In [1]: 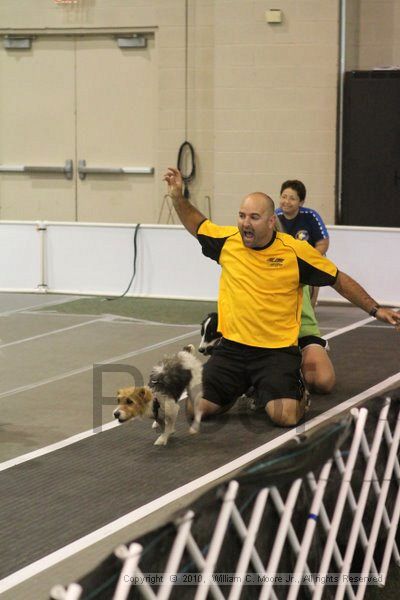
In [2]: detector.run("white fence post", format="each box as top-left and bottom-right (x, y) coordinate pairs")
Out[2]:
(312, 408), (368, 600)
(113, 542), (144, 600)
(195, 480), (239, 600)
(356, 409), (400, 598)
(259, 479), (303, 600)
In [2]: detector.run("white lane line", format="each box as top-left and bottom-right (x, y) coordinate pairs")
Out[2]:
(0, 329), (198, 403)
(1, 370), (399, 594)
(21, 310), (106, 319)
(323, 315), (374, 339)
(20, 310), (200, 328)
(99, 314), (199, 328)
(321, 324), (390, 331)
(0, 313), (198, 351)
(303, 372), (400, 427)
(0, 318), (105, 350)
(0, 297), (78, 317)
(0, 421), (119, 473)
(357, 324), (395, 329)
(103, 315), (202, 328)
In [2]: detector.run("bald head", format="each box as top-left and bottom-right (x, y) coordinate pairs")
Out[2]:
(237, 192), (277, 248)
(240, 192), (275, 217)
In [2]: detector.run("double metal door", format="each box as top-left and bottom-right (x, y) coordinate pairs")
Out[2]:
(0, 34), (157, 222)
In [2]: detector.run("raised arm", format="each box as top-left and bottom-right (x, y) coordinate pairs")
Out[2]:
(333, 271), (400, 328)
(163, 167), (206, 236)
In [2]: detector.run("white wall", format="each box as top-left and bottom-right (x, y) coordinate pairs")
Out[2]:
(0, 0), (341, 226)
(0, 221), (399, 308)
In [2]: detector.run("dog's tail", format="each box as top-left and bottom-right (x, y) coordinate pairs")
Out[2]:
(182, 344), (196, 355)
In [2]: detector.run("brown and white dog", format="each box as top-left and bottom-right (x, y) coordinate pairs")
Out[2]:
(113, 345), (203, 445)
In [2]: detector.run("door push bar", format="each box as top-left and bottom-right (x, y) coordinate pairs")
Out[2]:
(0, 159), (73, 180)
(78, 159), (154, 180)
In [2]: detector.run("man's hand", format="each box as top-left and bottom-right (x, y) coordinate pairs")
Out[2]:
(163, 167), (184, 201)
(375, 308), (400, 330)
(162, 166), (206, 236)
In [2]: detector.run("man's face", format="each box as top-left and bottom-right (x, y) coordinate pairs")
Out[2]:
(237, 194), (276, 248)
(280, 187), (303, 219)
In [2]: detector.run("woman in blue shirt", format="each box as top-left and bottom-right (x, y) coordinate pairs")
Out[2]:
(276, 179), (329, 255)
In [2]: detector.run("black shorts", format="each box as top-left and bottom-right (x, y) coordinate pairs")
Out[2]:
(202, 338), (303, 407)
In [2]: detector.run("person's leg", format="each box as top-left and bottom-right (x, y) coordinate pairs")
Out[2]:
(301, 342), (335, 393)
(249, 347), (306, 427)
(265, 392), (308, 426)
(299, 286), (335, 393)
(185, 395), (234, 417)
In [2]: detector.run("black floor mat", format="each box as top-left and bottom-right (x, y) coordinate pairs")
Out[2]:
(1, 323), (399, 579)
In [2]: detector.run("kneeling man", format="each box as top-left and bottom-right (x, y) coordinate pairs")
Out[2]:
(164, 168), (400, 427)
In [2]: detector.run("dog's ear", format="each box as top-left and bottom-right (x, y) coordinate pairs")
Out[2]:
(136, 386), (153, 404)
(182, 344), (195, 355)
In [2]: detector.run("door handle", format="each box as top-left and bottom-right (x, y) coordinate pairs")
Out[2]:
(0, 159), (73, 180)
(395, 170), (400, 186)
(78, 159), (154, 180)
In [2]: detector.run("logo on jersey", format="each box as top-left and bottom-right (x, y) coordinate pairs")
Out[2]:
(266, 257), (284, 267)
(296, 230), (309, 241)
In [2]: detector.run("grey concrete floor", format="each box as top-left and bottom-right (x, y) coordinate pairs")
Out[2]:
(0, 293), (397, 600)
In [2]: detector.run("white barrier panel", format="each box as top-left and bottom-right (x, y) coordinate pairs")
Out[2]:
(45, 223), (221, 300)
(0, 221), (399, 306)
(318, 226), (400, 307)
(0, 221), (41, 291)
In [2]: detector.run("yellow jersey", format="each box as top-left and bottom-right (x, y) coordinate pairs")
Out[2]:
(197, 219), (338, 348)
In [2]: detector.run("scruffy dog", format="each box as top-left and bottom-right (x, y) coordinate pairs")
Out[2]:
(113, 345), (203, 445)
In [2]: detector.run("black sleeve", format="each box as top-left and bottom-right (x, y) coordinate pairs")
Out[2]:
(297, 257), (338, 287)
(197, 234), (228, 263)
